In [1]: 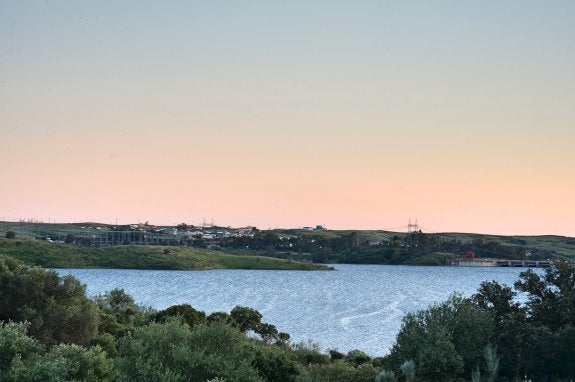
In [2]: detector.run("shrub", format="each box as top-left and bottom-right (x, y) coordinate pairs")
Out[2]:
(0, 321), (113, 382)
(117, 319), (266, 382)
(0, 255), (98, 346)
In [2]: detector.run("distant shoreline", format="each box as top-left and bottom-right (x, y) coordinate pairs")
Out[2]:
(0, 238), (332, 271)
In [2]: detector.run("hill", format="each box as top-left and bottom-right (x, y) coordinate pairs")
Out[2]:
(1, 221), (573, 266)
(0, 238), (331, 271)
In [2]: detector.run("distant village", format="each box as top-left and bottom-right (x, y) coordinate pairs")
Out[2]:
(0, 219), (328, 248)
(1, 219), (566, 267)
(60, 223), (259, 247)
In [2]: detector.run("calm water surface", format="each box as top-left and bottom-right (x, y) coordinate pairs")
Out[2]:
(56, 264), (533, 356)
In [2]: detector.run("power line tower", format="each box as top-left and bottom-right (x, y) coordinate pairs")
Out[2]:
(408, 218), (419, 247)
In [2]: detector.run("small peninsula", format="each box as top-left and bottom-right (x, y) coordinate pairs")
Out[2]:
(0, 238), (331, 271)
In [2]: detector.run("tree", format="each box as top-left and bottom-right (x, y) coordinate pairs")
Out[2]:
(472, 281), (523, 324)
(152, 304), (206, 328)
(176, 223), (188, 232)
(229, 305), (280, 342)
(5, 231), (16, 239)
(515, 258), (575, 329)
(504, 259), (575, 380)
(344, 350), (371, 367)
(388, 294), (493, 381)
(230, 306), (263, 333)
(93, 288), (151, 336)
(0, 255), (98, 346)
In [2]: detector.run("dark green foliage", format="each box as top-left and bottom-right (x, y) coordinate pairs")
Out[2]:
(388, 294), (493, 381)
(329, 349), (344, 362)
(207, 311), (233, 323)
(473, 281), (523, 323)
(344, 350), (371, 367)
(371, 356), (386, 369)
(116, 319), (265, 382)
(152, 303), (206, 328)
(277, 331), (291, 346)
(89, 333), (118, 358)
(515, 257), (575, 329)
(0, 321), (113, 382)
(249, 343), (299, 382)
(551, 326), (575, 377)
(351, 363), (378, 382)
(291, 342), (330, 366)
(93, 288), (151, 336)
(470, 259), (575, 381)
(28, 343), (114, 382)
(384, 259), (575, 381)
(399, 360), (415, 382)
(231, 305), (264, 333)
(222, 228), (568, 265)
(0, 322), (40, 373)
(299, 360), (377, 382)
(230, 305), (281, 343)
(5, 231), (16, 239)
(0, 255), (98, 346)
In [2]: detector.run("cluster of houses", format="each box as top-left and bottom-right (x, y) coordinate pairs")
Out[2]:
(66, 224), (257, 247)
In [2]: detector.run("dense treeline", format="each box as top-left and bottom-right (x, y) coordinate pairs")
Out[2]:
(220, 230), (546, 265)
(382, 258), (575, 381)
(1, 254), (573, 381)
(4, 224), (562, 266)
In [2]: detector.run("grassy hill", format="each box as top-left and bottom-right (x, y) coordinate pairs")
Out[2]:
(1, 221), (573, 267)
(0, 238), (331, 271)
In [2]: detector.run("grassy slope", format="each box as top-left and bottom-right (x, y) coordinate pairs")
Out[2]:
(278, 229), (575, 261)
(437, 232), (575, 259)
(0, 239), (331, 271)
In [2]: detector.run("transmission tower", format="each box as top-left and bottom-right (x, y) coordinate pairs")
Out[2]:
(408, 219), (419, 247)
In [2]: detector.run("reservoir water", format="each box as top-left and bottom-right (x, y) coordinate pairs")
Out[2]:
(56, 264), (534, 356)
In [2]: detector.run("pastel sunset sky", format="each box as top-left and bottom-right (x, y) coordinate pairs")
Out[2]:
(1, 1), (574, 236)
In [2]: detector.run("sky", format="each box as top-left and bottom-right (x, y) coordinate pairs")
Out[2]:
(1, 1), (574, 236)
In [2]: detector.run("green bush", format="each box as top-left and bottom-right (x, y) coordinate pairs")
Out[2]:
(298, 360), (376, 382)
(388, 294), (493, 380)
(117, 319), (266, 382)
(0, 255), (98, 346)
(0, 321), (113, 382)
(291, 341), (330, 366)
(93, 288), (152, 336)
(152, 304), (206, 328)
(344, 350), (371, 367)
